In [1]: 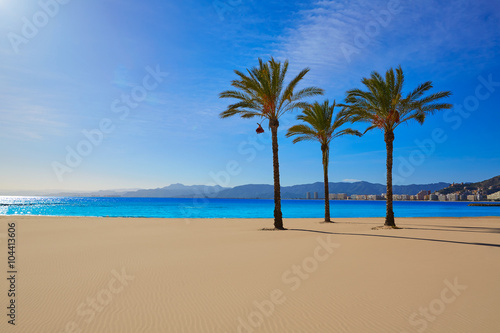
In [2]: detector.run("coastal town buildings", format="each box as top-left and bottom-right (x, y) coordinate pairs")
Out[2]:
(310, 186), (498, 202)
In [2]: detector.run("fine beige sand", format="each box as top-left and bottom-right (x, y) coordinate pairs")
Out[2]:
(1, 216), (499, 333)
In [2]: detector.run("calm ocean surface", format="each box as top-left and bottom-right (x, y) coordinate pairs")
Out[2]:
(1, 196), (499, 218)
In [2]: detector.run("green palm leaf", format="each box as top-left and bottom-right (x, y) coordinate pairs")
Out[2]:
(219, 58), (323, 229)
(342, 65), (452, 227)
(286, 100), (362, 222)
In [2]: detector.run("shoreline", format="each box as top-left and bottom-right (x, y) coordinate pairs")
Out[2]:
(2, 215), (500, 220)
(1, 194), (498, 203)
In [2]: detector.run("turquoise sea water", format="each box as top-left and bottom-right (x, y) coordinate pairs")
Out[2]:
(1, 196), (499, 218)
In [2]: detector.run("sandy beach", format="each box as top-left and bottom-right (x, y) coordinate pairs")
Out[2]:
(1, 216), (499, 333)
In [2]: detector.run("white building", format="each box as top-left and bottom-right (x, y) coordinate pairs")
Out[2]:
(487, 191), (500, 200)
(329, 193), (347, 200)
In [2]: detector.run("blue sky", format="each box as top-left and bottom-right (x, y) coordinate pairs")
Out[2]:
(1, 0), (499, 192)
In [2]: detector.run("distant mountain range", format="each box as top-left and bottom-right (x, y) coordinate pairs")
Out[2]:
(1, 181), (460, 199)
(121, 184), (226, 198)
(114, 181), (451, 199)
(7, 177), (500, 199)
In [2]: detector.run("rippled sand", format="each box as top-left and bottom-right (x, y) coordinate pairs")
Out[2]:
(1, 216), (499, 332)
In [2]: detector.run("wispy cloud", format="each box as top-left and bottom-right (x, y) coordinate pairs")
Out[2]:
(275, 0), (500, 83)
(343, 178), (361, 182)
(275, 0), (399, 80)
(0, 101), (68, 141)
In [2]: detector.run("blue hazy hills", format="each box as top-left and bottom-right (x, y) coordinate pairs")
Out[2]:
(118, 181), (451, 199)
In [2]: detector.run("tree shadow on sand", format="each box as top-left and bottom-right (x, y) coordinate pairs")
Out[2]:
(314, 220), (500, 235)
(403, 224), (500, 234)
(288, 228), (500, 249)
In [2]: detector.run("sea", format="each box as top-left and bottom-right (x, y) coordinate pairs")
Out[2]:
(1, 196), (499, 219)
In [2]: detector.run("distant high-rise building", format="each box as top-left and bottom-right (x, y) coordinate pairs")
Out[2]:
(313, 192), (318, 199)
(416, 190), (431, 200)
(306, 192), (311, 199)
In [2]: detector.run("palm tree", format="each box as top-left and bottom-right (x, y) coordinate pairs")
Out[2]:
(286, 100), (362, 222)
(219, 58), (323, 230)
(341, 65), (452, 227)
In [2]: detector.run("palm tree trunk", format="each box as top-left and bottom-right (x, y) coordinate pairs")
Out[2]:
(384, 131), (396, 227)
(322, 145), (331, 222)
(270, 120), (285, 230)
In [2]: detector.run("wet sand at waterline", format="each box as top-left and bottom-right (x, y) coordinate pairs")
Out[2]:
(1, 216), (499, 332)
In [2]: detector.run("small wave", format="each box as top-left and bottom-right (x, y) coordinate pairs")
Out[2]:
(0, 203), (66, 207)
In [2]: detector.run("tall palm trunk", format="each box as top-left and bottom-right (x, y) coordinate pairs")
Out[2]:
(270, 119), (284, 229)
(322, 144), (331, 222)
(384, 131), (395, 227)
